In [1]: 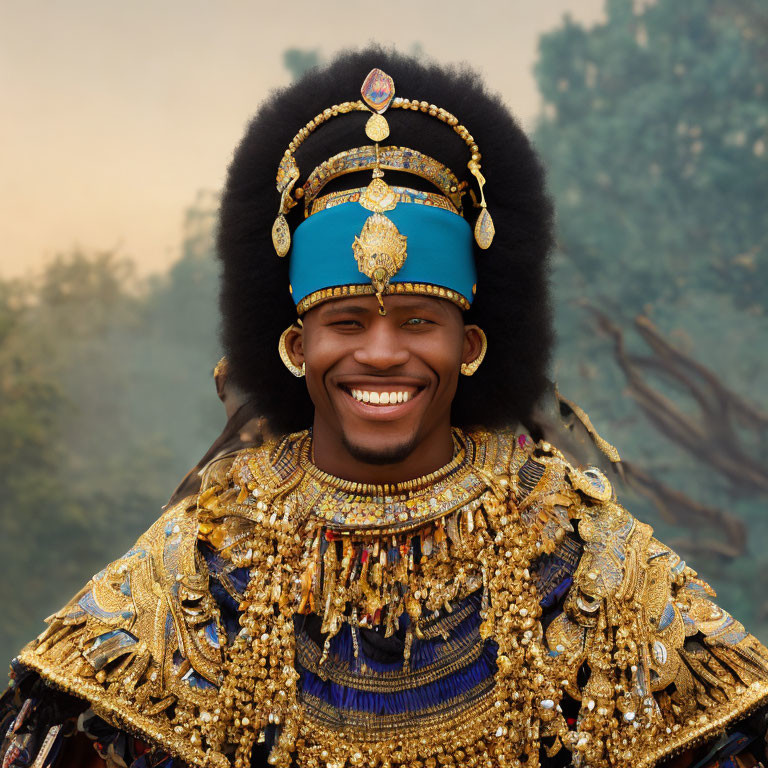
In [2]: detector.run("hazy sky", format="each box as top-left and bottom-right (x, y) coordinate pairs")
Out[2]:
(1, 0), (605, 277)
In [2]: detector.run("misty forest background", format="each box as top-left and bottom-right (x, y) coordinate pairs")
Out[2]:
(1, 0), (767, 663)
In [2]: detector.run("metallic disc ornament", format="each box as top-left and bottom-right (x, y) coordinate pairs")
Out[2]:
(467, 158), (495, 249)
(272, 214), (291, 257)
(361, 69), (396, 113)
(359, 178), (397, 213)
(272, 154), (301, 257)
(474, 207), (495, 250)
(365, 113), (390, 142)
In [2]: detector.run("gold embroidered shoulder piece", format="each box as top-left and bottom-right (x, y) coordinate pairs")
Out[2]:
(16, 488), (229, 767)
(15, 431), (768, 768)
(517, 440), (768, 767)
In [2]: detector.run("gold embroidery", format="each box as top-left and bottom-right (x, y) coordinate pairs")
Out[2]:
(352, 213), (408, 312)
(295, 280), (471, 315)
(310, 186), (457, 216)
(301, 146), (464, 213)
(14, 431), (768, 768)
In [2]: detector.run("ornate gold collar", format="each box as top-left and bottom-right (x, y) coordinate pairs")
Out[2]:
(236, 429), (515, 536)
(288, 428), (512, 534)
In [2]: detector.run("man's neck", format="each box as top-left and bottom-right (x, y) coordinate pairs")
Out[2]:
(309, 421), (456, 485)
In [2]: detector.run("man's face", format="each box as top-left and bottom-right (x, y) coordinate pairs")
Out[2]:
(287, 294), (480, 467)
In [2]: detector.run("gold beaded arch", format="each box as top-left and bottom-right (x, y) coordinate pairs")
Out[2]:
(271, 68), (495, 259)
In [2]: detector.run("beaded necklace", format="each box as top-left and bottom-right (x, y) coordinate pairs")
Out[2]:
(206, 429), (568, 768)
(299, 428), (466, 496)
(294, 429), (492, 534)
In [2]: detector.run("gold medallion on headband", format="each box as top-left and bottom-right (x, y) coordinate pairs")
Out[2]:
(352, 214), (408, 314)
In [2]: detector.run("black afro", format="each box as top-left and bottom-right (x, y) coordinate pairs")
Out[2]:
(218, 46), (554, 435)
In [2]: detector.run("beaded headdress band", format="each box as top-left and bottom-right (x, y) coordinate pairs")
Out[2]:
(273, 68), (495, 314)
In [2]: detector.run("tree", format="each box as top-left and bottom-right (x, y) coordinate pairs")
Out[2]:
(0, 192), (223, 663)
(535, 0), (768, 634)
(283, 48), (323, 82)
(535, 0), (768, 310)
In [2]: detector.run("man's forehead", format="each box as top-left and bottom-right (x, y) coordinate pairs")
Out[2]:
(310, 294), (458, 317)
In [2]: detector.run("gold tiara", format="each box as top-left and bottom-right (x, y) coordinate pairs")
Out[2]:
(302, 146), (465, 214)
(310, 186), (457, 217)
(271, 68), (495, 259)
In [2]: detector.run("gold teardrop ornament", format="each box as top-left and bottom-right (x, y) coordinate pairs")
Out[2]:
(359, 178), (397, 213)
(474, 207), (495, 250)
(365, 113), (390, 142)
(272, 214), (291, 257)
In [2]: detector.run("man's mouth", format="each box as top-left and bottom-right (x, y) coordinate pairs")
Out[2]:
(349, 388), (412, 404)
(339, 384), (422, 407)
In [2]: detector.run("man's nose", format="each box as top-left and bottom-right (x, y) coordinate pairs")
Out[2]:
(353, 324), (409, 369)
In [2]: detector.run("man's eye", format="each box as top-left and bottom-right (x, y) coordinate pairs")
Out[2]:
(404, 318), (430, 326)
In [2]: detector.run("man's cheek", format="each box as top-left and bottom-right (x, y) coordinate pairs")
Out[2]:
(303, 376), (326, 408)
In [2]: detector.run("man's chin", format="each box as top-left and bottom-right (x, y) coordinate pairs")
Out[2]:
(340, 433), (417, 466)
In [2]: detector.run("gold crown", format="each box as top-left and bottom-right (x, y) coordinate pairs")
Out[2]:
(271, 68), (495, 260)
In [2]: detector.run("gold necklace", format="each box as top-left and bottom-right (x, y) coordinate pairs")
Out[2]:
(299, 428), (466, 496)
(293, 429), (493, 534)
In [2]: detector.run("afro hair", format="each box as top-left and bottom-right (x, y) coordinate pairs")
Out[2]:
(217, 46), (554, 436)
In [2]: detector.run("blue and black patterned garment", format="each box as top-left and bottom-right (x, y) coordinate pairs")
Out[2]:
(2, 532), (766, 768)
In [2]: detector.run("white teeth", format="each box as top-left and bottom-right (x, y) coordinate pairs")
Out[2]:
(348, 389), (414, 404)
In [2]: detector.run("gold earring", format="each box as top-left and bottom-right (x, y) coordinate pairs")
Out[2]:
(460, 328), (487, 376)
(278, 324), (305, 378)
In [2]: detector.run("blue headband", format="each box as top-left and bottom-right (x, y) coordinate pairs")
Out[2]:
(289, 200), (476, 314)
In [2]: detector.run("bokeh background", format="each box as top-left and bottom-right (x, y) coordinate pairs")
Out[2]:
(1, 0), (766, 663)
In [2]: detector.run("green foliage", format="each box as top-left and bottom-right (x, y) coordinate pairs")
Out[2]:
(283, 48), (323, 82)
(536, 0), (768, 634)
(0, 197), (222, 663)
(535, 0), (768, 310)
(0, 16), (766, 665)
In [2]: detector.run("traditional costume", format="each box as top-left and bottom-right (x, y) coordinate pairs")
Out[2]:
(2, 51), (767, 768)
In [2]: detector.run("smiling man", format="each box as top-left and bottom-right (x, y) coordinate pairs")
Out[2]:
(286, 295), (485, 478)
(3, 50), (768, 768)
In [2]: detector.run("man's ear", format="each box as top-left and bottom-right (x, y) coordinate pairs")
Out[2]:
(283, 324), (305, 368)
(462, 324), (485, 367)
(214, 364), (228, 402)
